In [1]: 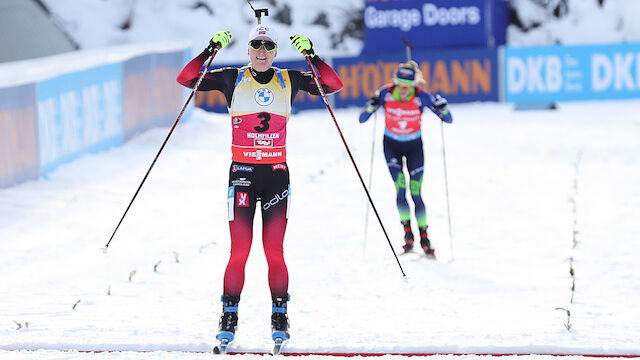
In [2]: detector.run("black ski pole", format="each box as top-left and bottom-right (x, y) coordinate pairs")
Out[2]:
(301, 51), (406, 278)
(104, 48), (220, 250)
(402, 37), (413, 62)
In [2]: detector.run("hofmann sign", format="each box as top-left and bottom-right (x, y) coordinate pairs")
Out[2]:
(334, 47), (499, 107)
(505, 43), (640, 102)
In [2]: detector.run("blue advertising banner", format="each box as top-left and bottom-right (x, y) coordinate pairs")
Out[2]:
(0, 84), (39, 188)
(194, 59), (327, 114)
(37, 63), (123, 175)
(362, 0), (508, 54)
(505, 43), (640, 103)
(334, 47), (499, 108)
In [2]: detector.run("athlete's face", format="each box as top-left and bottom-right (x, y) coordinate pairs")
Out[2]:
(248, 36), (277, 72)
(397, 84), (413, 100)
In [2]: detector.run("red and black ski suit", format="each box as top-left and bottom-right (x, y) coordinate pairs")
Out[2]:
(177, 51), (342, 298)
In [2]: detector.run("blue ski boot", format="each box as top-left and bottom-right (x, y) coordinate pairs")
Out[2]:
(213, 294), (239, 354)
(271, 295), (290, 355)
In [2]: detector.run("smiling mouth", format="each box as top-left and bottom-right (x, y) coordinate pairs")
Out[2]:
(256, 56), (267, 60)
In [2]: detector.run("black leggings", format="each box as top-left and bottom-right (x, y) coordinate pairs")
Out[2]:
(224, 162), (290, 297)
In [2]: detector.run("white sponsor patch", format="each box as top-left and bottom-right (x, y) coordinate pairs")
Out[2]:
(255, 88), (274, 106)
(227, 186), (235, 221)
(254, 138), (273, 147)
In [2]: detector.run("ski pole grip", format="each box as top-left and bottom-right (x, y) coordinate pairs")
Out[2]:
(289, 35), (309, 56)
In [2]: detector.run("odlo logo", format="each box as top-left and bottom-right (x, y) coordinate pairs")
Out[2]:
(263, 189), (288, 210)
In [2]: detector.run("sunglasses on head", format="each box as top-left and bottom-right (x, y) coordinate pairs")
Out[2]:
(249, 39), (277, 51)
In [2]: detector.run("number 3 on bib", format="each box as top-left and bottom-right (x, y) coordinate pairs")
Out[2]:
(254, 112), (271, 132)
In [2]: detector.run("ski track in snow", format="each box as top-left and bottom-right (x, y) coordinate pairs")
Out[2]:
(1, 102), (640, 359)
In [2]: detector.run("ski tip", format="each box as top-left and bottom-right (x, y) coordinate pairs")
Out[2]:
(213, 336), (231, 355)
(272, 341), (283, 355)
(213, 342), (229, 355)
(271, 336), (287, 355)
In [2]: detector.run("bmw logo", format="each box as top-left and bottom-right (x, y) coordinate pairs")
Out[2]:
(255, 88), (274, 106)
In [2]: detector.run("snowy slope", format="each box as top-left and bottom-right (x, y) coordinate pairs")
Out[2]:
(39, 0), (640, 65)
(2, 102), (640, 359)
(508, 0), (640, 46)
(39, 0), (365, 63)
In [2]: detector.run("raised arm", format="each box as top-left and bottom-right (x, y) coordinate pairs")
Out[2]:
(290, 35), (343, 95)
(176, 51), (209, 88)
(176, 30), (233, 90)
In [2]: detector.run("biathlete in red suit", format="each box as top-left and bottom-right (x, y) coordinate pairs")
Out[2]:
(359, 61), (452, 258)
(176, 25), (342, 344)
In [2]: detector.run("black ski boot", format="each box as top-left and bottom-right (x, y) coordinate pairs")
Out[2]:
(401, 220), (415, 252)
(271, 295), (290, 341)
(217, 294), (240, 343)
(419, 227), (436, 258)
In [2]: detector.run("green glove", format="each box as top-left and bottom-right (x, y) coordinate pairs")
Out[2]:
(290, 35), (315, 57)
(206, 30), (231, 54)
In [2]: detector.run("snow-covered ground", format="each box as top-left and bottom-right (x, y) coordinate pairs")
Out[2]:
(2, 101), (640, 359)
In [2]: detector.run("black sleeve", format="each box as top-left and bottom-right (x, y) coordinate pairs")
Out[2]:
(287, 69), (319, 103)
(197, 67), (239, 106)
(369, 92), (381, 107)
(286, 57), (343, 104)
